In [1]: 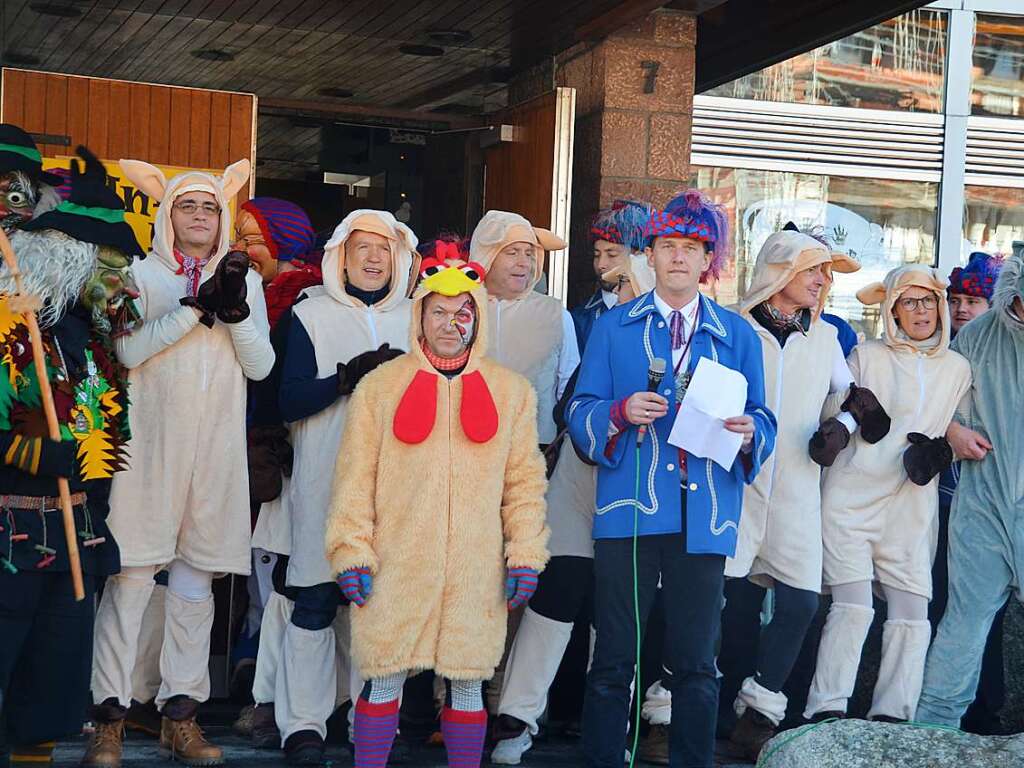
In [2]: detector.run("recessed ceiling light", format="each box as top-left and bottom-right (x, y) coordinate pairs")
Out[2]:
(191, 48), (234, 62)
(399, 44), (445, 57)
(29, 3), (82, 17)
(2, 52), (41, 66)
(427, 29), (472, 45)
(318, 87), (355, 98)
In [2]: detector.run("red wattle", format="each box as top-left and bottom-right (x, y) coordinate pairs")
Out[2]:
(460, 370), (498, 443)
(393, 369), (438, 444)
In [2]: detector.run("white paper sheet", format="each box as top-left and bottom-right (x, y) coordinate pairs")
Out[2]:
(667, 356), (748, 469)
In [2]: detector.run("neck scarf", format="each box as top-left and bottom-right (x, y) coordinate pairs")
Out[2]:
(757, 301), (810, 337)
(174, 248), (212, 298)
(421, 338), (470, 373)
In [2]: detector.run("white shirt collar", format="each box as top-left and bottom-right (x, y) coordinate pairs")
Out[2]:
(601, 290), (618, 309)
(652, 290), (700, 328)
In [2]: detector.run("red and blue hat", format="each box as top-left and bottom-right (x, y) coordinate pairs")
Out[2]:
(644, 189), (729, 281)
(949, 251), (1004, 300)
(240, 197), (316, 263)
(590, 200), (652, 253)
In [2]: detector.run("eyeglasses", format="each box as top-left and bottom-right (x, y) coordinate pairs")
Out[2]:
(174, 201), (221, 216)
(897, 295), (938, 312)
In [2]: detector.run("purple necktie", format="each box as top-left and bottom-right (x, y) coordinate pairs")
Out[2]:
(669, 310), (685, 350)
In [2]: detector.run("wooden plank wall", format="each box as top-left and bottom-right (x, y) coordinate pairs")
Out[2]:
(484, 91), (557, 230)
(0, 69), (255, 200)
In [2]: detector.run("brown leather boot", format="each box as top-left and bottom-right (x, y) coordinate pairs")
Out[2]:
(159, 716), (225, 766)
(729, 708), (776, 762)
(637, 724), (670, 765)
(80, 721), (124, 768)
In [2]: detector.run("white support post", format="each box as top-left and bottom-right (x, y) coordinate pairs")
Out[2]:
(936, 8), (975, 273)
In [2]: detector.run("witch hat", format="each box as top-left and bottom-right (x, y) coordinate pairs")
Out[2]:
(22, 145), (144, 258)
(0, 124), (63, 186)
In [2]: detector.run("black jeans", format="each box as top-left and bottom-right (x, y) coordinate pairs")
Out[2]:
(0, 569), (96, 747)
(583, 531), (724, 768)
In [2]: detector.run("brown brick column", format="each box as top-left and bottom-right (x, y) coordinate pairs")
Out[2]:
(555, 9), (696, 303)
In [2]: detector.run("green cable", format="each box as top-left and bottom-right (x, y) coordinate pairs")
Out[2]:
(629, 444), (642, 768)
(757, 718), (968, 767)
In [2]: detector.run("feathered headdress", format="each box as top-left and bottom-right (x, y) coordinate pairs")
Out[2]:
(949, 251), (1004, 300)
(644, 189), (730, 282)
(590, 199), (652, 255)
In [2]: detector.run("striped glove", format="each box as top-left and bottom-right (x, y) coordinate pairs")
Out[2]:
(505, 567), (539, 610)
(337, 568), (373, 607)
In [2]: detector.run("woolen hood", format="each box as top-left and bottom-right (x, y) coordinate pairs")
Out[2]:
(856, 264), (951, 357)
(469, 210), (566, 300)
(991, 253), (1024, 334)
(321, 209), (416, 310)
(119, 158), (250, 272)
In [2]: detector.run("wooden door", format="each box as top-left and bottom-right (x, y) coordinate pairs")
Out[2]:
(484, 87), (575, 302)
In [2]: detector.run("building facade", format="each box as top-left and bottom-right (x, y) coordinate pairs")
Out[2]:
(688, 0), (1024, 338)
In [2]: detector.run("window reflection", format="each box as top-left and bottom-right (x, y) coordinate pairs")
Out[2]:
(963, 185), (1024, 258)
(690, 167), (938, 340)
(706, 9), (946, 113)
(971, 14), (1024, 118)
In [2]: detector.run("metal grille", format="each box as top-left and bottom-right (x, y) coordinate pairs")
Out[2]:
(690, 95), (944, 181)
(964, 116), (1024, 189)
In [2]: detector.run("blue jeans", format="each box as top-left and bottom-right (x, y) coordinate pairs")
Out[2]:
(583, 531), (724, 768)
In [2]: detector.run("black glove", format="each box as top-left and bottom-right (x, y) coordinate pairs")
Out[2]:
(841, 384), (891, 444)
(180, 250), (251, 327)
(35, 437), (78, 478)
(246, 425), (294, 504)
(809, 417), (851, 467)
(337, 344), (404, 395)
(903, 433), (953, 486)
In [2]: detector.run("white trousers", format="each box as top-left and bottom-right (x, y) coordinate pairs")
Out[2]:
(252, 591), (294, 705)
(495, 607), (575, 735)
(130, 583), (166, 703)
(93, 561), (215, 709)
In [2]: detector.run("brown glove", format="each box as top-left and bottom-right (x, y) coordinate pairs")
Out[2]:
(809, 417), (851, 467)
(903, 433), (953, 486)
(841, 384), (891, 444)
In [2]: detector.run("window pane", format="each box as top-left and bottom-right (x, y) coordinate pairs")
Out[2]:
(971, 14), (1024, 118)
(706, 9), (946, 113)
(963, 184), (1024, 257)
(690, 167), (938, 340)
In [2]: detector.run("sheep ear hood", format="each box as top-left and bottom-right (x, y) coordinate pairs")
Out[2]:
(469, 210), (566, 299)
(119, 157), (251, 271)
(857, 263), (951, 356)
(738, 229), (836, 319)
(320, 209), (416, 309)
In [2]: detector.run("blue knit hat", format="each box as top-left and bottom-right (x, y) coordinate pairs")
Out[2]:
(241, 197), (315, 262)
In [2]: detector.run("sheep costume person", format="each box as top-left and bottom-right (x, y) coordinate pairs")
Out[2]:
(89, 158), (274, 766)
(326, 255), (550, 768)
(712, 229), (871, 759)
(917, 250), (1024, 726)
(804, 264), (972, 723)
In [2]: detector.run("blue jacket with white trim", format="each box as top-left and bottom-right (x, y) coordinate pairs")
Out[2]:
(567, 290), (776, 556)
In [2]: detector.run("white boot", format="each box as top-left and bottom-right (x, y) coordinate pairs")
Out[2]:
(496, 607), (575, 736)
(156, 590), (215, 708)
(92, 572), (157, 706)
(131, 583), (167, 703)
(276, 622), (337, 741)
(735, 677), (788, 726)
(252, 591), (294, 705)
(804, 602), (874, 719)
(869, 619), (931, 721)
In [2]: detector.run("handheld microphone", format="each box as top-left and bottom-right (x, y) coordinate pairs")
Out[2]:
(636, 357), (667, 446)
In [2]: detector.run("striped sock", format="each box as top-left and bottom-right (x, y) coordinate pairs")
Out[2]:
(441, 706), (487, 768)
(353, 697), (399, 768)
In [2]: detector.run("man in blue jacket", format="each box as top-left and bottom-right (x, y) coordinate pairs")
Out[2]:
(569, 190), (776, 768)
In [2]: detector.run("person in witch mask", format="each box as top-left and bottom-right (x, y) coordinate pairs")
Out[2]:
(0, 124), (62, 236)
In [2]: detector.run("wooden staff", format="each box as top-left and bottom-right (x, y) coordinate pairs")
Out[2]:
(0, 227), (85, 601)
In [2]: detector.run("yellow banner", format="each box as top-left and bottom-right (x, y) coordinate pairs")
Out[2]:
(41, 158), (236, 253)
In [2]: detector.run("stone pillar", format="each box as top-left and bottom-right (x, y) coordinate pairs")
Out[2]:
(555, 9), (696, 303)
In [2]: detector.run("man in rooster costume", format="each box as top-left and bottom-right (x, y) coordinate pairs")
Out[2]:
(0, 146), (139, 767)
(325, 254), (550, 768)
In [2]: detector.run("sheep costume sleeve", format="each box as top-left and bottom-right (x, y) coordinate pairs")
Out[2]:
(500, 384), (551, 571)
(226, 271), (274, 381)
(325, 379), (382, 576)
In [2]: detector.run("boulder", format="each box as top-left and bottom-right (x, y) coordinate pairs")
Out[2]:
(759, 718), (1024, 768)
